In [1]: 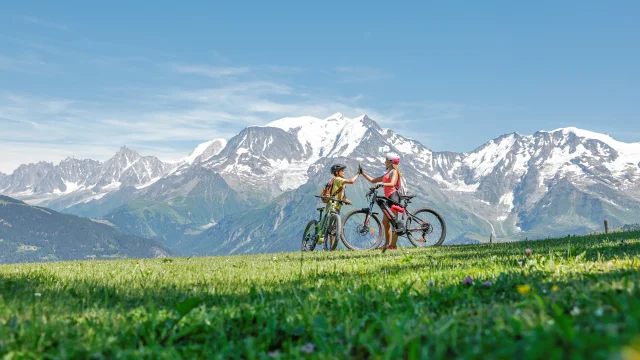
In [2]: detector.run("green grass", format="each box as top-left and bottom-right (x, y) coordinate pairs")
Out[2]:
(2, 232), (640, 359)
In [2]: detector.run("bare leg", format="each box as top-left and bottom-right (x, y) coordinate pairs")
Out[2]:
(391, 233), (399, 248)
(382, 217), (391, 247)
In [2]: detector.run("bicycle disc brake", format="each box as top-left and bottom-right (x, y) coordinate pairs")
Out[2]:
(357, 224), (370, 235)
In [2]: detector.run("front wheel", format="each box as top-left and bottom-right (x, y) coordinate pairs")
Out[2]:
(301, 220), (319, 251)
(323, 213), (342, 251)
(341, 210), (383, 250)
(406, 208), (446, 247)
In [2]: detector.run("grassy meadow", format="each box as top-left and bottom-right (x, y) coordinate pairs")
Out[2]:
(2, 232), (640, 359)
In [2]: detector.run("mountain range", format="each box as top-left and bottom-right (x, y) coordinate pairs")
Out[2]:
(2, 113), (639, 256)
(0, 195), (170, 264)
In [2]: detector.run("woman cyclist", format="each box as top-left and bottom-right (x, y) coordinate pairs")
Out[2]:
(359, 153), (405, 250)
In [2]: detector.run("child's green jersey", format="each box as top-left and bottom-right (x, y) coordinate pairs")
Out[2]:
(330, 177), (346, 211)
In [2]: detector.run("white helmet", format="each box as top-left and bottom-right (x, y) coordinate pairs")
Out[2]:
(385, 153), (400, 165)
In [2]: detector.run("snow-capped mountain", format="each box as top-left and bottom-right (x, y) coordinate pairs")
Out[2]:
(0, 172), (8, 190)
(0, 147), (178, 207)
(183, 139), (227, 165)
(0, 139), (229, 210)
(200, 113), (383, 196)
(3, 113), (640, 254)
(182, 115), (640, 251)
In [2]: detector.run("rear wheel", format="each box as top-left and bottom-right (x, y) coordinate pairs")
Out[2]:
(406, 208), (446, 247)
(301, 220), (319, 251)
(324, 214), (342, 251)
(341, 210), (383, 250)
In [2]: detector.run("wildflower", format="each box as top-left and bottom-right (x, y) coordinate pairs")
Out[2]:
(595, 308), (604, 317)
(517, 284), (531, 295)
(462, 276), (473, 285)
(359, 270), (365, 275)
(612, 259), (617, 263)
(518, 261), (523, 267)
(621, 346), (640, 360)
(621, 336), (640, 360)
(571, 306), (581, 316)
(514, 309), (522, 316)
(34, 293), (41, 297)
(551, 285), (559, 292)
(268, 351), (280, 358)
(301, 343), (316, 354)
(525, 249), (532, 257)
(483, 281), (493, 287)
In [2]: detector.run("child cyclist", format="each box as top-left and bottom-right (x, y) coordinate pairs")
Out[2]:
(318, 163), (359, 247)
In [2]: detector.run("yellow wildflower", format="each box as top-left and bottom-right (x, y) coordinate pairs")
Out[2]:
(621, 347), (640, 360)
(517, 284), (532, 295)
(359, 270), (365, 275)
(551, 285), (559, 292)
(621, 336), (640, 360)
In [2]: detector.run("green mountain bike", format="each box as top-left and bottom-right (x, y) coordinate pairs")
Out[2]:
(301, 196), (350, 251)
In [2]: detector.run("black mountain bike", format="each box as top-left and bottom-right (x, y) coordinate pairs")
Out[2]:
(341, 185), (446, 250)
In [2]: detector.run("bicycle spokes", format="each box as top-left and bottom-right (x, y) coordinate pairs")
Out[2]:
(406, 211), (443, 246)
(343, 212), (379, 250)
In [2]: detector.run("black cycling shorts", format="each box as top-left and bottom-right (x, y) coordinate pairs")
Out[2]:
(386, 192), (401, 215)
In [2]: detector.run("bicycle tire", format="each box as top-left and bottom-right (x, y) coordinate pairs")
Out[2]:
(406, 208), (446, 247)
(301, 220), (319, 251)
(323, 213), (342, 251)
(341, 209), (383, 250)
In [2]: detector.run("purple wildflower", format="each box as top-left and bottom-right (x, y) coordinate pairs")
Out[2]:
(462, 276), (473, 285)
(301, 343), (316, 354)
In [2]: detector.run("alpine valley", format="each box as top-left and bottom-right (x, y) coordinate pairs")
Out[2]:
(2, 114), (640, 257)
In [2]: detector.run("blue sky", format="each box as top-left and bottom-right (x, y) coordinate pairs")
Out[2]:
(1, 1), (639, 173)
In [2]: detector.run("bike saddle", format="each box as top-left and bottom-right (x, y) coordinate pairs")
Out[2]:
(316, 207), (324, 211)
(400, 195), (417, 200)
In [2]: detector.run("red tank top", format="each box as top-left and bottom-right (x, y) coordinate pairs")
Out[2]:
(382, 170), (399, 198)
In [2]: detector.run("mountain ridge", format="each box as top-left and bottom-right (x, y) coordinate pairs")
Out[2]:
(0, 195), (171, 264)
(2, 114), (639, 255)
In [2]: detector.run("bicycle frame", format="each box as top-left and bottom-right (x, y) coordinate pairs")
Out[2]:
(314, 203), (332, 239)
(310, 199), (342, 248)
(362, 189), (403, 228)
(361, 188), (428, 236)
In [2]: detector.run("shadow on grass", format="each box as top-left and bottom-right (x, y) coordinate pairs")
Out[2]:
(2, 241), (640, 359)
(2, 238), (639, 315)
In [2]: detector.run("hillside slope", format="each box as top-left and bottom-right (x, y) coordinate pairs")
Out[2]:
(0, 195), (170, 264)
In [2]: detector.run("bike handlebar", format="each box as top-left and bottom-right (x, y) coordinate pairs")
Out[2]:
(367, 184), (382, 196)
(315, 195), (351, 205)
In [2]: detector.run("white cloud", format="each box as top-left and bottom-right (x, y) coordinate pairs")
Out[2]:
(335, 66), (391, 83)
(171, 64), (252, 77)
(0, 54), (59, 75)
(20, 16), (69, 31)
(0, 75), (395, 173)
